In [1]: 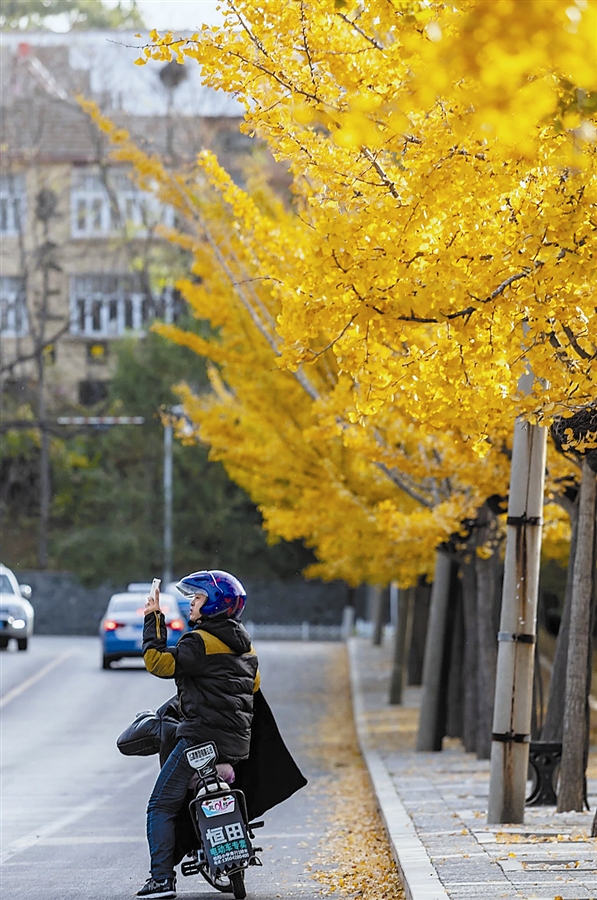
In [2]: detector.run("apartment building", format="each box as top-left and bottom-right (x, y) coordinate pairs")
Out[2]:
(0, 30), (282, 408)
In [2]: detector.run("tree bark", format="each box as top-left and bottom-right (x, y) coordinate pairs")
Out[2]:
(416, 550), (453, 751)
(541, 505), (579, 741)
(475, 550), (501, 759)
(408, 578), (431, 686)
(37, 417), (51, 569)
(460, 556), (479, 753)
(474, 505), (502, 760)
(558, 460), (597, 812)
(369, 584), (384, 646)
(389, 587), (413, 705)
(446, 572), (465, 739)
(36, 260), (50, 570)
(589, 514), (597, 836)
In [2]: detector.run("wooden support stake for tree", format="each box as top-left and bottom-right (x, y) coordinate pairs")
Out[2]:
(487, 417), (547, 824)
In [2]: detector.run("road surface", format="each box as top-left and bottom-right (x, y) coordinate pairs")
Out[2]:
(1, 635), (342, 899)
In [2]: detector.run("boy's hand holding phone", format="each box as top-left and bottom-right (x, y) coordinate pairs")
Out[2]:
(145, 578), (161, 615)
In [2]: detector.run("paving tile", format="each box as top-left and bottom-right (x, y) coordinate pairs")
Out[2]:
(348, 638), (597, 900)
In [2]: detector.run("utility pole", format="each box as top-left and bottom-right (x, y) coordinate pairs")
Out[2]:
(163, 421), (173, 585)
(161, 404), (194, 586)
(487, 415), (547, 823)
(58, 415), (177, 585)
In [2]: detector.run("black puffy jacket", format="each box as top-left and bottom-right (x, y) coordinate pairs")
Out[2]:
(142, 612), (260, 763)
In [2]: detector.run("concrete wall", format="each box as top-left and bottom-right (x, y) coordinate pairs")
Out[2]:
(16, 570), (368, 636)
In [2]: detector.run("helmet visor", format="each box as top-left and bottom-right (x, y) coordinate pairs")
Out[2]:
(175, 580), (207, 599)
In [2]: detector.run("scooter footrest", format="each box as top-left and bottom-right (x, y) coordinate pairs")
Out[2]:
(181, 861), (202, 877)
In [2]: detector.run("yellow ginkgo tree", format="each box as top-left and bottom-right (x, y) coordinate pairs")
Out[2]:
(87, 0), (596, 815)
(132, 0), (597, 441)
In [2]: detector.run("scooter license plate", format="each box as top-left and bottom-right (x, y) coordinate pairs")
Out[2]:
(195, 795), (251, 872)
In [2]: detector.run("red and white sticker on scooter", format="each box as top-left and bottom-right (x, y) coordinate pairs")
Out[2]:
(201, 795), (236, 817)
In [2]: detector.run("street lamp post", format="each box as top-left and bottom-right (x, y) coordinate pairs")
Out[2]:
(56, 415), (176, 584)
(163, 421), (173, 585)
(162, 405), (194, 586)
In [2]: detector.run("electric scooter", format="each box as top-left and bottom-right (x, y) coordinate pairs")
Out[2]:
(180, 741), (264, 899)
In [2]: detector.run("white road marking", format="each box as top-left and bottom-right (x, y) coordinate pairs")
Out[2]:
(0, 763), (155, 863)
(32, 836), (147, 845)
(259, 833), (317, 838)
(0, 652), (74, 709)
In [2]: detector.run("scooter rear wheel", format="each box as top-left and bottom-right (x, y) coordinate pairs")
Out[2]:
(230, 870), (246, 899)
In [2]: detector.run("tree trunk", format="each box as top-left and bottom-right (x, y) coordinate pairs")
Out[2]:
(369, 584), (385, 646)
(461, 556), (479, 753)
(558, 460), (597, 812)
(531, 641), (545, 740)
(416, 550), (453, 751)
(37, 418), (51, 569)
(590, 514), (597, 836)
(446, 571), (464, 739)
(475, 549), (501, 759)
(541, 505), (579, 741)
(408, 578), (431, 686)
(36, 221), (51, 570)
(389, 587), (413, 705)
(474, 505), (502, 760)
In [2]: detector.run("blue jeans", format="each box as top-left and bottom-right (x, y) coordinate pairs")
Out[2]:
(146, 737), (194, 880)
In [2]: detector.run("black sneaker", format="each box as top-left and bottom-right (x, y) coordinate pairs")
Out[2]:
(136, 876), (176, 898)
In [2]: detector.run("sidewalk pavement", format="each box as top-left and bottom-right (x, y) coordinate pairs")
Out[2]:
(347, 637), (597, 900)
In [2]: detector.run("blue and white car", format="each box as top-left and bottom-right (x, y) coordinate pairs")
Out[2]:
(0, 563), (34, 651)
(100, 584), (186, 669)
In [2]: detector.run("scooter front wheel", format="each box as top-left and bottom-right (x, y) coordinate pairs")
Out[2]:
(230, 870), (246, 899)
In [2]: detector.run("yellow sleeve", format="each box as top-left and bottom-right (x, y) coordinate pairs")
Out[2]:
(143, 647), (176, 678)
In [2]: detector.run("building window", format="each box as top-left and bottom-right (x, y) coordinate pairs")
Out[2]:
(0, 174), (26, 235)
(0, 276), (28, 336)
(78, 380), (109, 407)
(70, 167), (173, 238)
(70, 274), (157, 337)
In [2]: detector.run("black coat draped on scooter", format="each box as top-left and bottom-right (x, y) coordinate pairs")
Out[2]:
(117, 688), (307, 863)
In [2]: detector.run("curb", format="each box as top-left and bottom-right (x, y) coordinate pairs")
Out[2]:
(347, 639), (449, 900)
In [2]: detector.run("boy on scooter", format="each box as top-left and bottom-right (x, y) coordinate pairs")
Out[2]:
(138, 570), (259, 899)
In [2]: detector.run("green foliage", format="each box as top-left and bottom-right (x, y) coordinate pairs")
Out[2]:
(1, 329), (314, 584)
(49, 330), (314, 586)
(0, 0), (144, 31)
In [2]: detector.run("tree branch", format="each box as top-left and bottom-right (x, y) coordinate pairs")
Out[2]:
(300, 1), (316, 84)
(562, 323), (595, 361)
(361, 148), (401, 200)
(336, 11), (384, 50)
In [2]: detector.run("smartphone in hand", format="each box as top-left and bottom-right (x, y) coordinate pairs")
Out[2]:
(150, 578), (161, 600)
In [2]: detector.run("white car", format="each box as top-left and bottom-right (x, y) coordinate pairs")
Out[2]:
(0, 564), (34, 651)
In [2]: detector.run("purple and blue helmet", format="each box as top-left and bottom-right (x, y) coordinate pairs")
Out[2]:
(175, 570), (246, 620)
